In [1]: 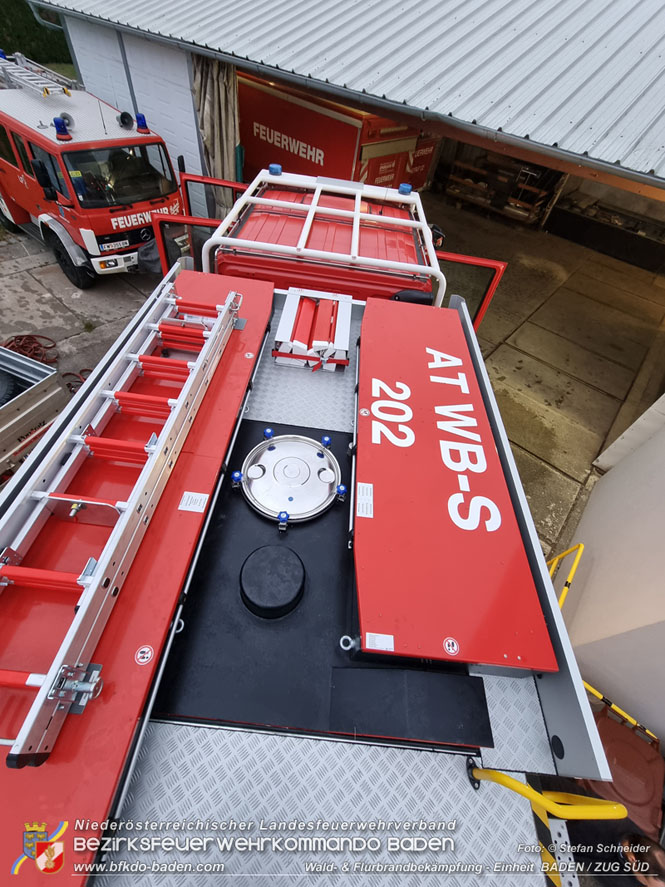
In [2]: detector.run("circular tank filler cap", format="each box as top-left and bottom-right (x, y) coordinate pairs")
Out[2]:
(240, 433), (342, 522)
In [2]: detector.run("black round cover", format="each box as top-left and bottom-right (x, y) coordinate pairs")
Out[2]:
(240, 545), (305, 619)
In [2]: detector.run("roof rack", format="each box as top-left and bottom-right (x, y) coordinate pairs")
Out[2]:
(0, 52), (74, 97)
(202, 169), (448, 307)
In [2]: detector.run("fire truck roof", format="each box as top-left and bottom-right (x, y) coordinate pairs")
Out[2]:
(0, 85), (154, 146)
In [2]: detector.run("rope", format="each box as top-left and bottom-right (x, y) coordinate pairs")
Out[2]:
(61, 370), (92, 394)
(2, 334), (59, 364)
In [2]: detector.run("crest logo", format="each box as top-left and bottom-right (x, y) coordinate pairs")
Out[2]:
(35, 840), (65, 874)
(22, 822), (48, 860)
(11, 821), (68, 875)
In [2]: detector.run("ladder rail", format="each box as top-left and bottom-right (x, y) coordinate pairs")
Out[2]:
(0, 54), (74, 96)
(0, 265), (179, 512)
(0, 283), (180, 549)
(0, 279), (242, 766)
(3, 299), (180, 558)
(9, 446), (89, 557)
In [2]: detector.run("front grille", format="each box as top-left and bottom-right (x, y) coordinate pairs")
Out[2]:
(97, 226), (153, 251)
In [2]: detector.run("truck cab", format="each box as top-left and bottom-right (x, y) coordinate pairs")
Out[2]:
(0, 53), (180, 288)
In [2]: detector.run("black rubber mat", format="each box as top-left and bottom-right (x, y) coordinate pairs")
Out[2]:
(154, 419), (493, 750)
(330, 667), (492, 747)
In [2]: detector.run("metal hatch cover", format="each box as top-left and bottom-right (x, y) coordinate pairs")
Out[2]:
(354, 299), (558, 671)
(240, 433), (341, 521)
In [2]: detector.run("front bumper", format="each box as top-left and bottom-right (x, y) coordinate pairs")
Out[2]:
(91, 251), (139, 275)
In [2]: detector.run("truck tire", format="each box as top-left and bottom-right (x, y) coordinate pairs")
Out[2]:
(0, 370), (20, 407)
(0, 205), (20, 233)
(49, 233), (97, 290)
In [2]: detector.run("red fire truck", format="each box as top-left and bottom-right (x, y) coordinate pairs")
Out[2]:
(0, 53), (180, 288)
(0, 167), (627, 885)
(238, 72), (440, 188)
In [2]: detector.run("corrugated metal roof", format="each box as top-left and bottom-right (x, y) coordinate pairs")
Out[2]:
(33, 0), (665, 181)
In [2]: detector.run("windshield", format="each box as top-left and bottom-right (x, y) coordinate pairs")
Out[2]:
(63, 142), (177, 209)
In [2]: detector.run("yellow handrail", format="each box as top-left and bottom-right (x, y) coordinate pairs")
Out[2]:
(548, 542), (658, 743)
(547, 542), (584, 609)
(470, 767), (627, 820)
(583, 681), (658, 742)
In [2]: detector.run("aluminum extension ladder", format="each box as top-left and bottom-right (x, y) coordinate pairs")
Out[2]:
(0, 53), (72, 97)
(0, 271), (242, 767)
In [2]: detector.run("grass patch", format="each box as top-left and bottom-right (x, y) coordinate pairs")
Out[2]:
(46, 62), (77, 81)
(83, 320), (96, 332)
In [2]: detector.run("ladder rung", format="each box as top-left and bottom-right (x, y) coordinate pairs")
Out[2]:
(175, 298), (221, 318)
(139, 354), (191, 380)
(0, 565), (82, 593)
(157, 321), (206, 350)
(0, 669), (45, 690)
(83, 435), (149, 465)
(47, 493), (121, 508)
(113, 391), (174, 419)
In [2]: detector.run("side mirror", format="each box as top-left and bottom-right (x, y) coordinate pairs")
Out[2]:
(429, 224), (445, 249)
(177, 155), (186, 174)
(32, 159), (57, 202)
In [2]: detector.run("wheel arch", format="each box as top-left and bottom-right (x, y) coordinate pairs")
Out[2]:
(38, 215), (91, 268)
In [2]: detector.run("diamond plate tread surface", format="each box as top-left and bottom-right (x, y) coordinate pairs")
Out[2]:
(100, 722), (546, 886)
(478, 674), (556, 774)
(245, 300), (362, 433)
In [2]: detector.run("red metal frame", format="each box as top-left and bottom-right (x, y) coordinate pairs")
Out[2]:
(178, 173), (247, 216)
(151, 212), (219, 276)
(436, 250), (507, 329)
(169, 180), (507, 320)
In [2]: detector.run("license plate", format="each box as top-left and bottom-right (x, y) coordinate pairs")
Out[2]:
(100, 240), (130, 252)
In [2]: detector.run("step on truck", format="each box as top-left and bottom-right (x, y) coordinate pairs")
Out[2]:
(0, 168), (626, 886)
(0, 52), (180, 288)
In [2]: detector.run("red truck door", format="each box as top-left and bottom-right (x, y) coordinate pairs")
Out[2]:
(28, 141), (71, 207)
(0, 124), (30, 224)
(7, 132), (44, 219)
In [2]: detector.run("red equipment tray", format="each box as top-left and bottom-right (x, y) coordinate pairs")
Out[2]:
(353, 299), (558, 671)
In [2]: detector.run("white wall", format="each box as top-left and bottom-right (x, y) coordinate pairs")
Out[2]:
(65, 17), (134, 116)
(594, 392), (665, 471)
(64, 18), (203, 178)
(564, 421), (665, 737)
(122, 34), (203, 177)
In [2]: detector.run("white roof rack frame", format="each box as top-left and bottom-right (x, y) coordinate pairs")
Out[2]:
(202, 170), (447, 308)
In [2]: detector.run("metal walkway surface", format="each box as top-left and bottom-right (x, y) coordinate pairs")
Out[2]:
(103, 720), (547, 887)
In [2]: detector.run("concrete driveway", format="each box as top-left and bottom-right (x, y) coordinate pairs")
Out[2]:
(423, 192), (665, 556)
(0, 228), (160, 376)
